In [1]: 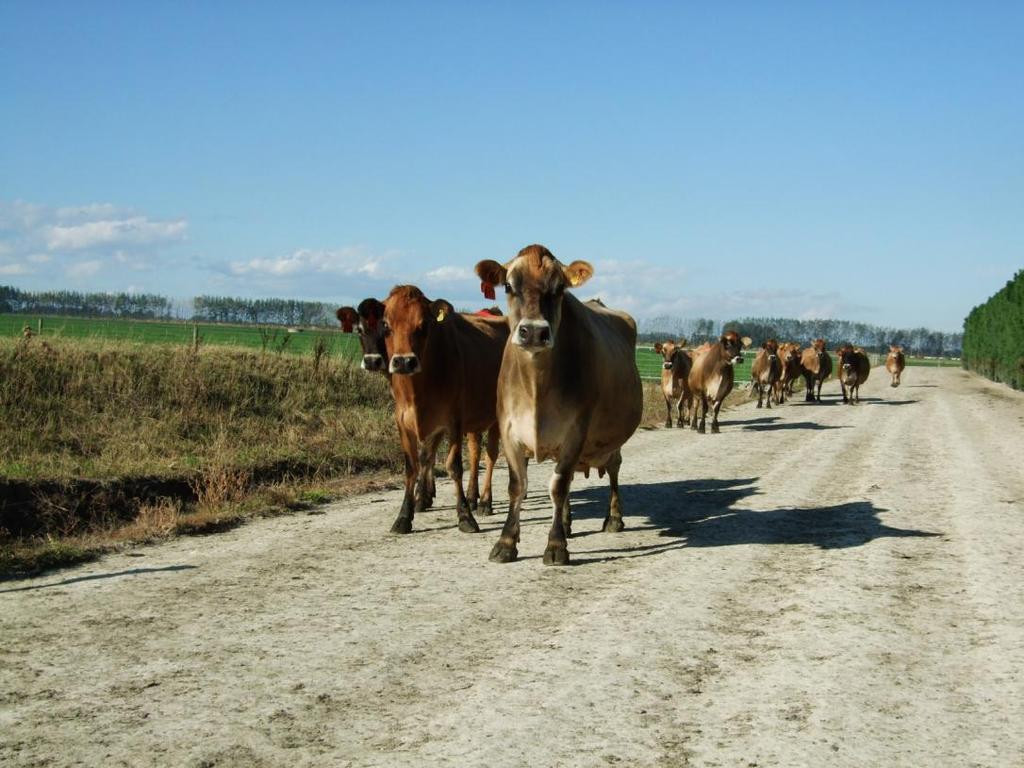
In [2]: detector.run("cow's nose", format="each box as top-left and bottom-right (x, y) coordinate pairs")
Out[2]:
(362, 354), (384, 371)
(663, 361), (673, 370)
(514, 320), (553, 348)
(389, 354), (419, 374)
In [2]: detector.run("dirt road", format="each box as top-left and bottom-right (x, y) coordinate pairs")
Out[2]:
(2, 367), (1022, 767)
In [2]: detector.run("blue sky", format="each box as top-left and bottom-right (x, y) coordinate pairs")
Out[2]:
(1, 1), (1021, 332)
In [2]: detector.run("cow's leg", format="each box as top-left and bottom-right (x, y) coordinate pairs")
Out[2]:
(675, 393), (685, 427)
(478, 425), (499, 516)
(690, 393), (700, 430)
(755, 382), (763, 408)
(445, 427), (479, 534)
(602, 450), (625, 533)
(544, 462), (576, 566)
(710, 398), (724, 433)
(815, 377), (824, 402)
(840, 380), (849, 404)
(392, 422), (418, 534)
(664, 395), (673, 428)
(415, 431), (444, 515)
(765, 378), (773, 409)
(490, 450), (528, 563)
(421, 444), (436, 509)
(697, 395), (708, 434)
(464, 432), (482, 511)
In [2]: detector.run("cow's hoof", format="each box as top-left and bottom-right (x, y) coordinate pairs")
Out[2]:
(756, 402), (762, 409)
(467, 499), (479, 511)
(676, 420), (685, 428)
(602, 516), (625, 533)
(711, 425), (720, 434)
(665, 420), (673, 428)
(543, 545), (570, 566)
(697, 425), (706, 434)
(390, 517), (413, 534)
(489, 542), (518, 563)
(458, 515), (480, 534)
(479, 499), (493, 516)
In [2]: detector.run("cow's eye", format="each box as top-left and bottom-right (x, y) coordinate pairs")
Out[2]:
(503, 283), (513, 294)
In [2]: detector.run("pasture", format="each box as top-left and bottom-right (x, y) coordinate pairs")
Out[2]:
(3, 366), (1021, 766)
(1, 313), (753, 382)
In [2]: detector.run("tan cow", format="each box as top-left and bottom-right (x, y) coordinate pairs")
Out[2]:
(837, 344), (871, 404)
(476, 244), (642, 565)
(688, 331), (752, 433)
(653, 339), (692, 427)
(377, 286), (509, 534)
(886, 345), (906, 387)
(750, 338), (782, 409)
(800, 338), (833, 402)
(774, 342), (802, 404)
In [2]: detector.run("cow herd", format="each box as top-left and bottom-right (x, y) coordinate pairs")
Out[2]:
(336, 243), (908, 566)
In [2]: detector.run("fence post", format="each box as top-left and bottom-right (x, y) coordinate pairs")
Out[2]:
(37, 317), (42, 335)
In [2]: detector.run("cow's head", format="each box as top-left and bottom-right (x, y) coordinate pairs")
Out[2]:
(836, 344), (859, 380)
(762, 338), (780, 362)
(889, 345), (904, 356)
(476, 244), (592, 352)
(781, 343), (801, 365)
(654, 339), (688, 370)
(336, 299), (388, 372)
(720, 331), (752, 365)
(381, 285), (453, 376)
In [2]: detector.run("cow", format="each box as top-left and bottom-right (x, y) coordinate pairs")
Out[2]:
(344, 288), (508, 534)
(475, 244), (643, 565)
(687, 331), (752, 433)
(800, 339), (833, 402)
(837, 344), (871, 404)
(774, 342), (802, 404)
(750, 338), (782, 409)
(886, 345), (906, 387)
(653, 339), (692, 427)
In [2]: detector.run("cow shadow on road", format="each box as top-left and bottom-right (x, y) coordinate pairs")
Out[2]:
(742, 421), (850, 431)
(564, 477), (941, 565)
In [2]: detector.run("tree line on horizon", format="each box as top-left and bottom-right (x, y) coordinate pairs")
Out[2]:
(962, 269), (1023, 390)
(2, 284), (963, 356)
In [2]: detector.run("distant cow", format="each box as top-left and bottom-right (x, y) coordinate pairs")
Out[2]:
(837, 344), (871, 404)
(688, 331), (752, 433)
(364, 287), (509, 533)
(775, 342), (802, 404)
(653, 339), (692, 427)
(750, 338), (782, 409)
(886, 345), (906, 387)
(800, 339), (833, 402)
(476, 244), (642, 565)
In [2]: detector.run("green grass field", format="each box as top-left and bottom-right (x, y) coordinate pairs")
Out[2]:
(5, 313), (748, 381)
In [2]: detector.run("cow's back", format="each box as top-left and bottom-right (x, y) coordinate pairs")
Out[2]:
(450, 313), (508, 430)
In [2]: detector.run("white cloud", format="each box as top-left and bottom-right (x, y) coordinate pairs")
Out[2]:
(46, 216), (186, 251)
(229, 246), (388, 278)
(0, 262), (31, 276)
(66, 260), (103, 279)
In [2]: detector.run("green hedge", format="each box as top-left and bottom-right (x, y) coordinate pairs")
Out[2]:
(962, 270), (1024, 390)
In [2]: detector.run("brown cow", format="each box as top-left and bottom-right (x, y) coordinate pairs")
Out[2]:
(886, 345), (906, 387)
(800, 339), (833, 402)
(837, 344), (871, 404)
(476, 245), (642, 565)
(750, 338), (782, 409)
(378, 286), (508, 534)
(653, 339), (692, 427)
(338, 300), (504, 515)
(688, 331), (752, 433)
(774, 342), (802, 404)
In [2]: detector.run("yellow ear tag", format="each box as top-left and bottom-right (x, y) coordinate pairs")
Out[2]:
(569, 273), (581, 287)
(436, 309), (446, 322)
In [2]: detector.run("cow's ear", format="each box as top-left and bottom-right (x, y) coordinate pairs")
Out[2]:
(336, 307), (358, 333)
(653, 342), (663, 354)
(475, 260), (507, 298)
(678, 337), (687, 348)
(563, 260), (594, 288)
(741, 336), (752, 348)
(430, 299), (455, 323)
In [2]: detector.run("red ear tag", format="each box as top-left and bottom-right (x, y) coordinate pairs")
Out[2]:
(481, 281), (496, 300)
(341, 318), (353, 333)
